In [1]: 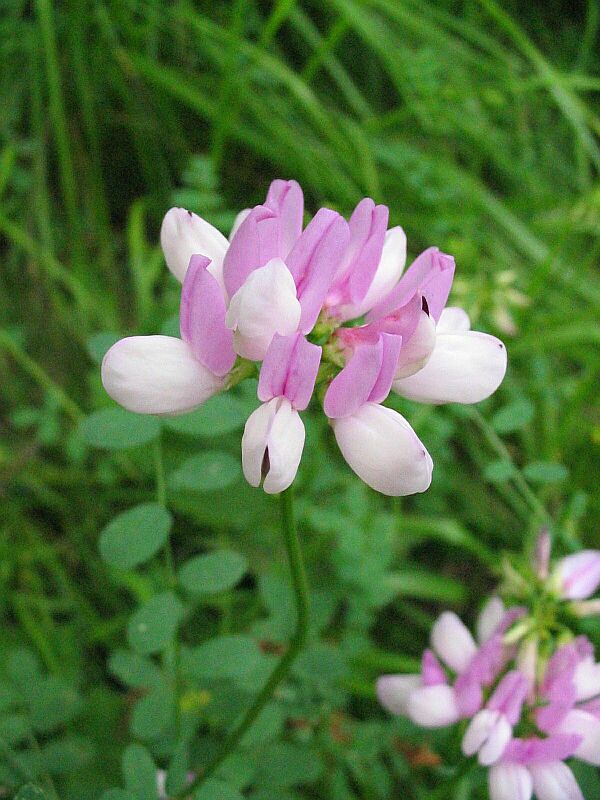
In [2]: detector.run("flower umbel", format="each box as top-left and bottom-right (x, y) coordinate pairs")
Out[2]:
(378, 536), (600, 800)
(102, 179), (507, 495)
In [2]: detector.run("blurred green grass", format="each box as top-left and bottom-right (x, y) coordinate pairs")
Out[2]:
(1, 0), (600, 796)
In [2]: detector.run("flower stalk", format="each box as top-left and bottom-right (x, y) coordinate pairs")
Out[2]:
(175, 487), (310, 799)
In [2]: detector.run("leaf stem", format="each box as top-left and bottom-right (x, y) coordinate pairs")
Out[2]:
(176, 487), (310, 798)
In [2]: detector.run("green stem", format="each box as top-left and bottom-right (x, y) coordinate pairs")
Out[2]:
(176, 487), (310, 798)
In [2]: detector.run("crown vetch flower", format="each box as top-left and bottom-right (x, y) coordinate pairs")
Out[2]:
(377, 585), (600, 800)
(102, 179), (507, 495)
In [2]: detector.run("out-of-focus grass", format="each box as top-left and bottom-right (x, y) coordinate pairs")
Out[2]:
(0, 0), (599, 796)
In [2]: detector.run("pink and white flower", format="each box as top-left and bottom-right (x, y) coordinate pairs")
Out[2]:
(102, 178), (507, 495)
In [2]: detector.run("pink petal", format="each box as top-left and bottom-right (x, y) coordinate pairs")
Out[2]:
(555, 709), (600, 765)
(180, 255), (236, 377)
(287, 209), (350, 333)
(367, 247), (455, 323)
(258, 333), (321, 411)
(487, 670), (528, 725)
(264, 179), (304, 258)
(223, 205), (281, 297)
(421, 649), (447, 686)
(503, 735), (582, 765)
(160, 207), (229, 283)
(557, 550), (600, 600)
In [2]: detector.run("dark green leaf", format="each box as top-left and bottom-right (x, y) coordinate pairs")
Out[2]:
(484, 459), (517, 483)
(131, 682), (174, 739)
(183, 636), (262, 681)
(194, 779), (245, 800)
(164, 393), (257, 437)
(108, 649), (163, 689)
(86, 332), (121, 364)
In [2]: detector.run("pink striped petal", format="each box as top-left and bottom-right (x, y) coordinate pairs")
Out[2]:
(488, 671), (528, 725)
(223, 205), (281, 297)
(287, 209), (350, 333)
(180, 255), (236, 377)
(421, 649), (447, 686)
(503, 735), (582, 765)
(323, 333), (401, 419)
(258, 333), (321, 411)
(265, 179), (304, 257)
(367, 247), (455, 323)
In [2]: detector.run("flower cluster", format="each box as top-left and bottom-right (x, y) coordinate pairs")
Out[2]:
(377, 541), (600, 800)
(102, 179), (507, 495)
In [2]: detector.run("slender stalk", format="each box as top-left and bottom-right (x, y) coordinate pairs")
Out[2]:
(176, 487), (310, 798)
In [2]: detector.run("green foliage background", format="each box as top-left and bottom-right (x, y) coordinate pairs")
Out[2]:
(1, 0), (599, 798)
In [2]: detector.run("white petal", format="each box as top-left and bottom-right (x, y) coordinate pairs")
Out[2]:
(462, 710), (500, 757)
(393, 330), (507, 404)
(394, 310), (437, 379)
(101, 336), (222, 415)
(556, 709), (600, 765)
(436, 306), (471, 334)
(478, 715), (512, 766)
(160, 207), (229, 286)
(229, 208), (251, 241)
(376, 675), (421, 716)
(431, 611), (477, 673)
(574, 657), (600, 702)
(262, 400), (305, 494)
(489, 764), (533, 800)
(331, 403), (433, 496)
(339, 226), (407, 319)
(407, 685), (460, 727)
(530, 762), (584, 800)
(477, 596), (505, 643)
(241, 398), (304, 494)
(226, 258), (301, 360)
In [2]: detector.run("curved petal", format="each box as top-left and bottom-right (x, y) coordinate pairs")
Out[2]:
(223, 205), (280, 297)
(477, 596), (505, 644)
(160, 207), (229, 285)
(431, 612), (478, 673)
(264, 178), (304, 257)
(556, 709), (600, 765)
(394, 309), (436, 379)
(339, 226), (407, 320)
(574, 657), (600, 702)
(530, 762), (584, 800)
(393, 330), (507, 404)
(229, 208), (251, 241)
(101, 336), (222, 415)
(407, 684), (460, 727)
(241, 398), (305, 494)
(180, 255), (235, 376)
(376, 674), (421, 716)
(263, 401), (305, 493)
(488, 764), (533, 800)
(556, 550), (600, 600)
(332, 403), (433, 496)
(258, 333), (321, 411)
(225, 258), (301, 360)
(436, 306), (471, 334)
